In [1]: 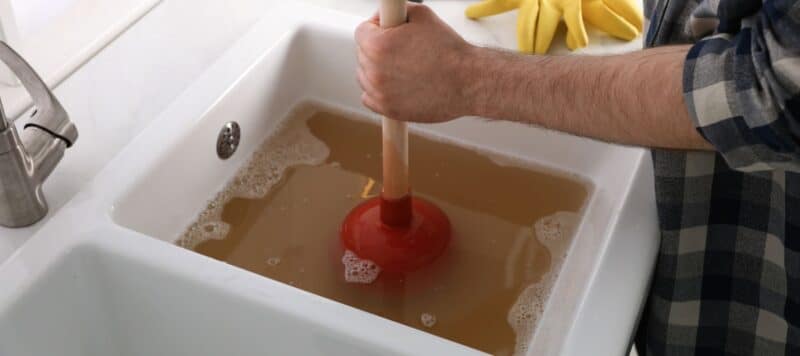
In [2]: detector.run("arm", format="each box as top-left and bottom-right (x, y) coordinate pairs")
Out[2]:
(464, 45), (713, 150)
(355, 4), (712, 151)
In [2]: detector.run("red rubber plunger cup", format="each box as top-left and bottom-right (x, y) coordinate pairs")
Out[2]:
(341, 193), (451, 274)
(340, 0), (451, 274)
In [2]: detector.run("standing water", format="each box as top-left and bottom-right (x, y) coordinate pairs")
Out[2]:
(177, 104), (589, 355)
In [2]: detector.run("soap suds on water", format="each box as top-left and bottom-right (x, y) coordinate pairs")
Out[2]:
(176, 106), (329, 249)
(507, 211), (579, 355)
(342, 250), (382, 284)
(421, 313), (437, 328)
(535, 211), (579, 244)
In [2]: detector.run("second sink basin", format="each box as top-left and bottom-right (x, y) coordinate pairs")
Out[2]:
(0, 230), (459, 356)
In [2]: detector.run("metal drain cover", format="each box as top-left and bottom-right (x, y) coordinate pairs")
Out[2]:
(217, 121), (240, 160)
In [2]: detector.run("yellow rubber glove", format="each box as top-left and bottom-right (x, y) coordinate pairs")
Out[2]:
(466, 0), (642, 54)
(466, 0), (587, 53)
(569, 0), (643, 48)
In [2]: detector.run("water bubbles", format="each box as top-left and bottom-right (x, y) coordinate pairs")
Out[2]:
(535, 216), (564, 242)
(202, 222), (218, 233)
(420, 313), (437, 328)
(177, 219), (230, 250)
(175, 108), (330, 250)
(266, 257), (281, 266)
(534, 211), (578, 243)
(507, 211), (579, 355)
(508, 275), (550, 355)
(342, 250), (381, 284)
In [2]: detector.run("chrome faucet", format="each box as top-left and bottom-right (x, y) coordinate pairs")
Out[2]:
(0, 41), (77, 227)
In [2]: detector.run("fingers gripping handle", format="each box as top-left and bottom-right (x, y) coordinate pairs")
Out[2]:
(379, 0), (410, 200)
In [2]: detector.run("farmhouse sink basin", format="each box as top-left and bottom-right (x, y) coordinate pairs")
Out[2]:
(0, 3), (658, 355)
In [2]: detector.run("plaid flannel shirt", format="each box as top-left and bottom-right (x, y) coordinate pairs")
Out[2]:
(635, 0), (800, 355)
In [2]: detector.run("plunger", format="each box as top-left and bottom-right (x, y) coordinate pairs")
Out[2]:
(341, 0), (452, 274)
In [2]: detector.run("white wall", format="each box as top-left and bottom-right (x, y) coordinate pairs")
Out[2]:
(10, 0), (79, 40)
(0, 0), (162, 88)
(0, 0), (18, 85)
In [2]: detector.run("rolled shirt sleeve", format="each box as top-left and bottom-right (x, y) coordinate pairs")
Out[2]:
(683, 0), (800, 172)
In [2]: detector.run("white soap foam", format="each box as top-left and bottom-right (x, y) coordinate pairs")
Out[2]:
(177, 106), (330, 250)
(341, 250), (382, 284)
(420, 313), (437, 328)
(508, 211), (579, 355)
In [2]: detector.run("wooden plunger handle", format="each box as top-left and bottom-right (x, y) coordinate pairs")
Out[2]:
(380, 0), (409, 200)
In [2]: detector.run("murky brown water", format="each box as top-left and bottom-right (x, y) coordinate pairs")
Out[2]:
(178, 106), (589, 355)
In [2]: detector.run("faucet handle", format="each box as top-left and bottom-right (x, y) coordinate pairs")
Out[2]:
(0, 41), (76, 146)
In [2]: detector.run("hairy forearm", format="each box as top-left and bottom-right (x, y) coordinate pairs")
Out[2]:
(463, 45), (713, 150)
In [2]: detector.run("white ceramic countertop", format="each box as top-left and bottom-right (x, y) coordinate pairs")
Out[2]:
(0, 0), (642, 264)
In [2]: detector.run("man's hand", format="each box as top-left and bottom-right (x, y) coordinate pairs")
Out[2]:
(355, 4), (475, 123)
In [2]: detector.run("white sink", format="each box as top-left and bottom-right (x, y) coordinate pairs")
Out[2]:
(0, 3), (658, 355)
(0, 236), (441, 356)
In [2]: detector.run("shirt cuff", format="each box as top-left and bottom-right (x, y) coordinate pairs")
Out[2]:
(683, 35), (800, 172)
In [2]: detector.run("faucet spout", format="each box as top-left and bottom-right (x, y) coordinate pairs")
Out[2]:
(0, 41), (77, 227)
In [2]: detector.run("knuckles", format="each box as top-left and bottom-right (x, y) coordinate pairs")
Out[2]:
(355, 27), (400, 63)
(361, 40), (391, 64)
(368, 71), (388, 91)
(371, 39), (393, 60)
